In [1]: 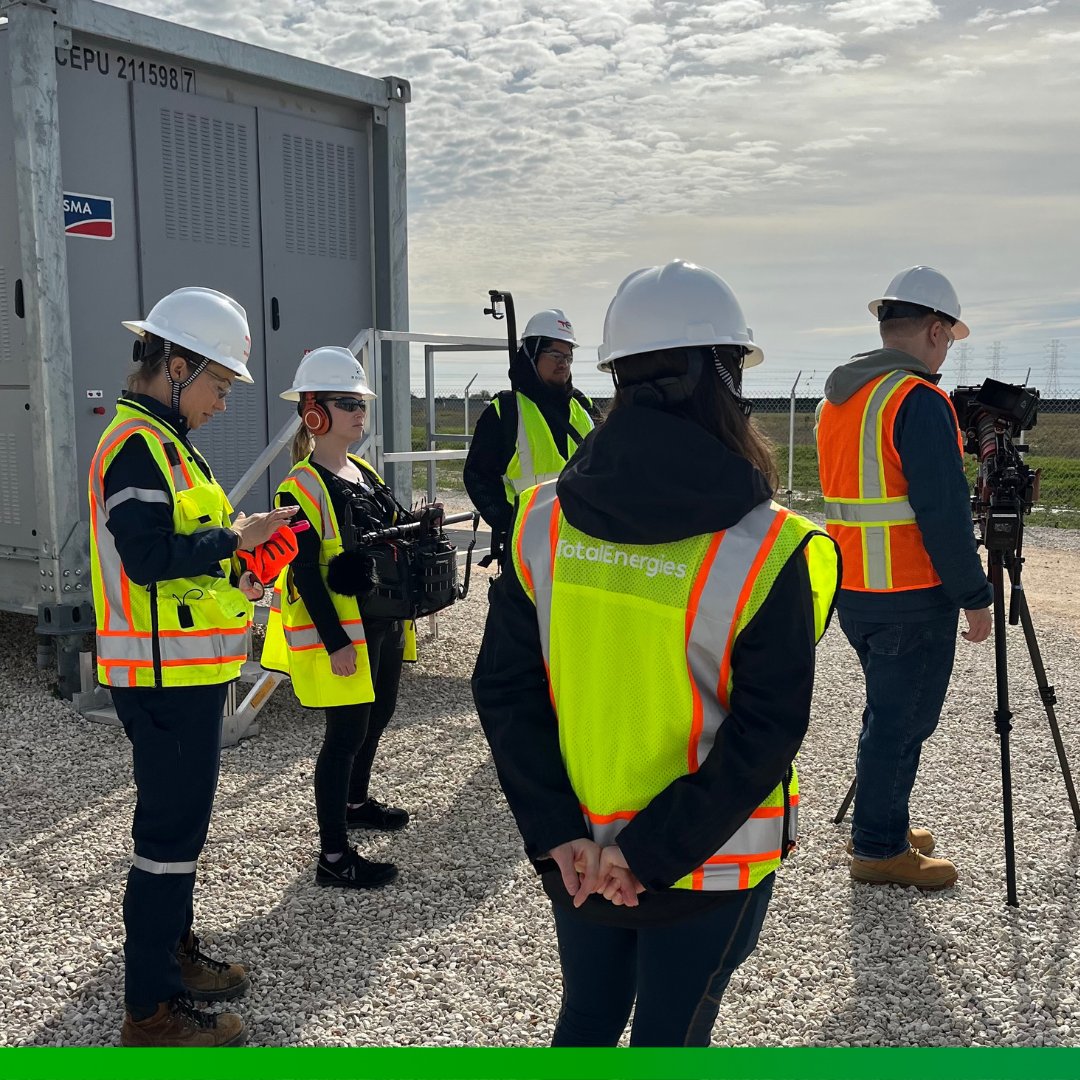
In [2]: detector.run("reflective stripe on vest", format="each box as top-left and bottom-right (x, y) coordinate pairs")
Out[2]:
(89, 402), (253, 688)
(260, 455), (377, 708)
(512, 481), (838, 892)
(817, 371), (962, 592)
(494, 393), (594, 502)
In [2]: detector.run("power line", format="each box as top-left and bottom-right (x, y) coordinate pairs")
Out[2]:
(1046, 339), (1063, 398)
(953, 342), (970, 385)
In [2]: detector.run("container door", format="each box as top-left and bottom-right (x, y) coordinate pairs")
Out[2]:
(132, 85), (269, 511)
(256, 109), (373, 491)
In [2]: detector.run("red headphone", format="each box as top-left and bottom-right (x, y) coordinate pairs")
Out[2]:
(300, 392), (331, 436)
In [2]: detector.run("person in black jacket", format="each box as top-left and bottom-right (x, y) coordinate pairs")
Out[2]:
(463, 308), (600, 563)
(472, 261), (840, 1047)
(263, 347), (412, 890)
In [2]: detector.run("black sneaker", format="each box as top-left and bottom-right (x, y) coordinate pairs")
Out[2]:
(346, 798), (410, 832)
(316, 847), (398, 889)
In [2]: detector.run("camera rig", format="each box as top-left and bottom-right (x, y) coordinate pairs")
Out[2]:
(950, 378), (1040, 553)
(335, 500), (481, 622)
(947, 377), (1079, 906)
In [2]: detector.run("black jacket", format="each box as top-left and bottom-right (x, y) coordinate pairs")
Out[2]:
(463, 346), (599, 537)
(472, 405), (838, 925)
(276, 461), (401, 656)
(101, 394), (239, 587)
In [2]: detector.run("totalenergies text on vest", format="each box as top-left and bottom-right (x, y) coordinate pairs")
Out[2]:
(556, 539), (688, 579)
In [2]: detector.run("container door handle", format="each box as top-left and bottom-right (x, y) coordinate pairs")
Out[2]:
(14, 278), (24, 319)
(271, 297), (280, 331)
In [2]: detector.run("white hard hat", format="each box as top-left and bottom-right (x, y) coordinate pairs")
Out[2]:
(868, 266), (970, 340)
(597, 260), (763, 372)
(280, 346), (375, 401)
(521, 309), (577, 346)
(123, 287), (254, 383)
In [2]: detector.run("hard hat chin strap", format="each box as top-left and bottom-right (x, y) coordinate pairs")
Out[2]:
(164, 342), (210, 414)
(712, 347), (753, 418)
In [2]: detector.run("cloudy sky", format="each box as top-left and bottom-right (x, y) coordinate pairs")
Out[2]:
(117, 0), (1079, 396)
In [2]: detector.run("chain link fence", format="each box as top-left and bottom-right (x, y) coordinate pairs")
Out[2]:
(413, 394), (1080, 528)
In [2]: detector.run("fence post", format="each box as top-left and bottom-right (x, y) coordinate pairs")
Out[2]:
(464, 372), (478, 435)
(787, 371), (802, 506)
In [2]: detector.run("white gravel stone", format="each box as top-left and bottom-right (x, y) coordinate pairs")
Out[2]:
(3, 535), (1080, 1047)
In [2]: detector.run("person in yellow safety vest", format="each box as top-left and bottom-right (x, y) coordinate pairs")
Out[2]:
(89, 287), (298, 1047)
(463, 309), (601, 566)
(816, 266), (993, 891)
(472, 260), (841, 1048)
(261, 347), (417, 890)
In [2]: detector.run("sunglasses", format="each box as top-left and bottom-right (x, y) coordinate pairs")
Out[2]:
(325, 398), (367, 413)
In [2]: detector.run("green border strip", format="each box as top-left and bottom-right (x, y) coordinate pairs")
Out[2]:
(2, 1047), (1080, 1080)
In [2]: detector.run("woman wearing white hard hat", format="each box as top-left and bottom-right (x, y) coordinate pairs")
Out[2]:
(89, 286), (298, 1047)
(463, 308), (600, 564)
(262, 347), (414, 890)
(473, 261), (840, 1046)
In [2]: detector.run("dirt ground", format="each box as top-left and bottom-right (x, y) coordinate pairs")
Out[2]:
(1006, 543), (1080, 636)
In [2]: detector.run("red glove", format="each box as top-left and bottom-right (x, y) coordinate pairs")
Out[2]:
(237, 524), (301, 585)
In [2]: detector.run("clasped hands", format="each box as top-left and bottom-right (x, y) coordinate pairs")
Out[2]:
(546, 838), (645, 909)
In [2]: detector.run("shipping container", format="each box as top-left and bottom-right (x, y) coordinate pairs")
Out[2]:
(0, 0), (412, 697)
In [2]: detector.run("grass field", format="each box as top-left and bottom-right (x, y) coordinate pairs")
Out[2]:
(410, 396), (1080, 527)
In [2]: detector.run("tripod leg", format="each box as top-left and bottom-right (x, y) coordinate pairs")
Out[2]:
(1013, 584), (1080, 830)
(991, 557), (1020, 907)
(833, 776), (857, 825)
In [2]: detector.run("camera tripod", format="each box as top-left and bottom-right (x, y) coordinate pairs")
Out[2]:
(833, 535), (1080, 906)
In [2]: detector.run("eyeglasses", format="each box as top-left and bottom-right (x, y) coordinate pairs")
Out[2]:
(325, 397), (367, 413)
(941, 324), (955, 352)
(205, 372), (233, 401)
(539, 349), (574, 365)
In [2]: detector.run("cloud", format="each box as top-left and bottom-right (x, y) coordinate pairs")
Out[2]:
(109, 0), (1080, 391)
(825, 0), (941, 34)
(970, 4), (1055, 25)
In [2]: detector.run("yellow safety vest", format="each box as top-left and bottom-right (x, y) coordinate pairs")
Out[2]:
(512, 482), (838, 891)
(88, 400), (253, 689)
(493, 392), (593, 506)
(261, 455), (416, 707)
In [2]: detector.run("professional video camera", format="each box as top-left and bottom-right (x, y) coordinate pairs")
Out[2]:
(328, 497), (480, 621)
(945, 376), (1080, 908)
(949, 378), (1041, 553)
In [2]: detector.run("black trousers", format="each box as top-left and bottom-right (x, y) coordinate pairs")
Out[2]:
(315, 621), (405, 853)
(111, 682), (228, 1010)
(550, 875), (774, 1047)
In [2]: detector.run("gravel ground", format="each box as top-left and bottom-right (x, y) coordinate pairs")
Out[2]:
(3, 541), (1080, 1047)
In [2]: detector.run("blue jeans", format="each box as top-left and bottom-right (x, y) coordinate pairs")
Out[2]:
(549, 875), (773, 1047)
(840, 611), (959, 861)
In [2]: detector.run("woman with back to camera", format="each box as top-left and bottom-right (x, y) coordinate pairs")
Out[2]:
(472, 260), (841, 1047)
(262, 347), (415, 889)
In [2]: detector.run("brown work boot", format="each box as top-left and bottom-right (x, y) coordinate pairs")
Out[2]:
(846, 827), (935, 857)
(850, 846), (958, 890)
(120, 996), (247, 1047)
(178, 932), (250, 1002)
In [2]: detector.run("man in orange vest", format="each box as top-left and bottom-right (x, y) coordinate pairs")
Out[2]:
(816, 266), (992, 889)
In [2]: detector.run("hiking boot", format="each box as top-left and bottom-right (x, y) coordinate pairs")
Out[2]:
(346, 798), (410, 832)
(850, 846), (958, 890)
(846, 827), (935, 857)
(316, 846), (398, 889)
(120, 996), (247, 1047)
(178, 932), (250, 1002)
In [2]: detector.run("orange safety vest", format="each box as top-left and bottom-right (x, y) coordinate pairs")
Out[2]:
(816, 370), (963, 592)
